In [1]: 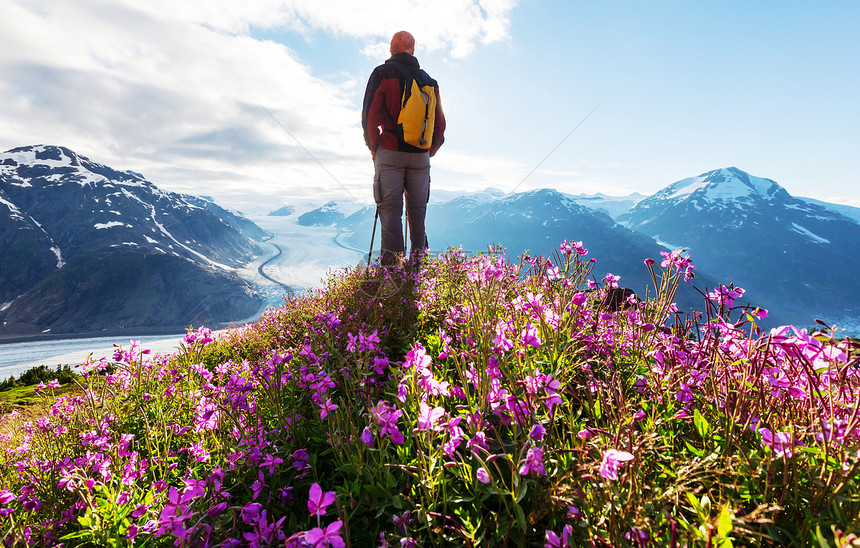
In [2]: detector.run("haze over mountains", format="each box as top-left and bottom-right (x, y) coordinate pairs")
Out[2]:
(0, 145), (267, 337)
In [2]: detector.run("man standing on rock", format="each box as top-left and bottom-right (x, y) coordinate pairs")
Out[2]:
(362, 31), (446, 264)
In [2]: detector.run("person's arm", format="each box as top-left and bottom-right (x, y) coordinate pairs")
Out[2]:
(362, 69), (384, 156)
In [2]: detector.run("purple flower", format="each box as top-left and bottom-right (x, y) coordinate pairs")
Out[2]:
(521, 323), (541, 348)
(318, 398), (339, 420)
(417, 402), (445, 432)
(519, 447), (547, 476)
(261, 453), (283, 475)
(600, 449), (634, 480)
(305, 520), (345, 548)
(577, 428), (596, 440)
(359, 330), (380, 352)
(545, 524), (573, 548)
(371, 400), (405, 444)
(660, 249), (695, 281)
(604, 273), (620, 289)
(308, 483), (336, 517)
(529, 424), (546, 441)
(707, 284), (745, 308)
(759, 428), (800, 457)
(476, 467), (491, 484)
(393, 510), (413, 534)
(570, 292), (587, 308)
(361, 427), (374, 447)
(346, 333), (358, 352)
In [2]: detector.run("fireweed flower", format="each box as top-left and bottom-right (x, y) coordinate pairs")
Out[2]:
(604, 273), (620, 289)
(545, 524), (573, 548)
(529, 424), (547, 442)
(359, 330), (380, 352)
(305, 521), (345, 548)
(708, 284), (745, 308)
(519, 447), (547, 476)
(600, 449), (634, 480)
(261, 453), (283, 475)
(417, 402), (446, 432)
(346, 333), (358, 352)
(370, 400), (405, 444)
(521, 323), (542, 348)
(560, 239), (588, 256)
(660, 249), (695, 281)
(307, 483), (336, 517)
(759, 428), (801, 457)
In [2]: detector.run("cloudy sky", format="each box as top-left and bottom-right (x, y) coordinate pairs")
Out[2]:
(2, 0), (858, 214)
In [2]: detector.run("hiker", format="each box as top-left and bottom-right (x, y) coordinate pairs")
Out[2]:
(361, 30), (446, 264)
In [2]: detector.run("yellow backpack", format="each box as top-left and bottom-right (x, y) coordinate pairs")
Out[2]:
(393, 65), (436, 149)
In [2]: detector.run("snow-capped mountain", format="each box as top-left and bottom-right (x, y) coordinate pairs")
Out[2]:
(625, 167), (860, 329)
(0, 145), (268, 335)
(297, 201), (347, 227)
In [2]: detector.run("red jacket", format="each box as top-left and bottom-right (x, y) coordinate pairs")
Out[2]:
(362, 53), (446, 156)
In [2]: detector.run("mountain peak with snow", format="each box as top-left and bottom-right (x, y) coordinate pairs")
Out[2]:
(657, 167), (787, 204)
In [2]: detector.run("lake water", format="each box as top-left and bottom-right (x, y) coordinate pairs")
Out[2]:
(0, 334), (185, 382)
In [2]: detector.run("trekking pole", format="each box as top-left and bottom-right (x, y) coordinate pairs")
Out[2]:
(404, 208), (409, 255)
(367, 209), (378, 267)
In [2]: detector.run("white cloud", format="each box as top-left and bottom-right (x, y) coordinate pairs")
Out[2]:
(0, 0), (517, 212)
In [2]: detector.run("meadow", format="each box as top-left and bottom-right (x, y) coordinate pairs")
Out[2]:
(1, 242), (858, 547)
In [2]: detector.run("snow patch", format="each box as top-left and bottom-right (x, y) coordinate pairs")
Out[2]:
(790, 223), (830, 244)
(94, 221), (132, 230)
(0, 196), (24, 220)
(50, 246), (66, 268)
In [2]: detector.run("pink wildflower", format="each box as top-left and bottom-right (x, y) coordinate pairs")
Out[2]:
(307, 483), (336, 517)
(417, 402), (445, 432)
(519, 447), (547, 476)
(305, 520), (345, 548)
(600, 449), (634, 480)
(545, 524), (573, 548)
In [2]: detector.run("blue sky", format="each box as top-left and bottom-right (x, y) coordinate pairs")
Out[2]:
(1, 0), (858, 212)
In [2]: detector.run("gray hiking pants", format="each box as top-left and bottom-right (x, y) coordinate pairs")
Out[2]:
(373, 147), (430, 259)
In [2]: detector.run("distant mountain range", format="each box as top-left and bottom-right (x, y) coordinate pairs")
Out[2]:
(295, 168), (859, 333)
(0, 145), (269, 337)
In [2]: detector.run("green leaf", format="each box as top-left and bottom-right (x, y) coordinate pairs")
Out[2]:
(513, 502), (526, 531)
(694, 409), (710, 438)
(392, 495), (403, 509)
(684, 440), (704, 457)
(516, 482), (528, 503)
(717, 504), (733, 537)
(815, 525), (829, 548)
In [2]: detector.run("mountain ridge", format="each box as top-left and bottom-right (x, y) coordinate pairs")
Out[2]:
(1, 145), (268, 336)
